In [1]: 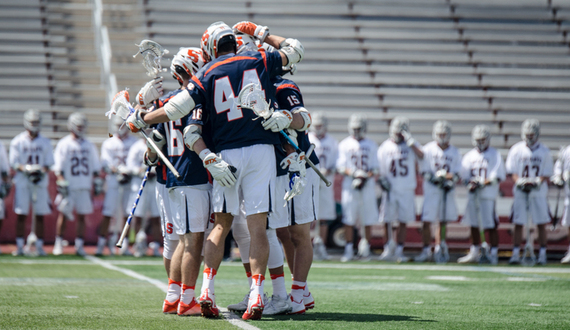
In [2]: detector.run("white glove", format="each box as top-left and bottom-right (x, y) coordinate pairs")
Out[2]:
(146, 129), (166, 151)
(467, 176), (485, 192)
(203, 153), (237, 187)
(280, 152), (306, 177)
(136, 77), (164, 109)
(352, 169), (368, 179)
(262, 110), (292, 132)
(126, 108), (148, 133)
(56, 179), (69, 197)
(379, 177), (391, 191)
(401, 130), (416, 147)
(551, 175), (564, 188)
(93, 177), (104, 196)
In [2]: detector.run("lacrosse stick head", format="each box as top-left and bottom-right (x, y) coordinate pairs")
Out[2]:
(134, 39), (169, 77)
(106, 90), (135, 121)
(235, 83), (272, 119)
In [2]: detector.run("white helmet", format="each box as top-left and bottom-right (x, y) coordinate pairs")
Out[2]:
(68, 112), (87, 138)
(170, 47), (205, 83)
(310, 112), (328, 137)
(201, 21), (236, 62)
(472, 125), (491, 152)
(521, 119), (540, 147)
(111, 115), (129, 139)
(236, 33), (258, 54)
(389, 116), (410, 143)
(23, 109), (41, 133)
(348, 114), (366, 139)
(433, 120), (451, 147)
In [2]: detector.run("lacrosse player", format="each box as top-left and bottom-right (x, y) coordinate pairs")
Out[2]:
(95, 116), (137, 256)
(0, 142), (10, 254)
(458, 125), (506, 264)
(377, 117), (424, 262)
(308, 112), (338, 261)
(53, 113), (101, 256)
(415, 121), (461, 263)
(337, 114), (379, 262)
(127, 21), (304, 320)
(552, 144), (570, 263)
(10, 109), (54, 256)
(505, 119), (552, 265)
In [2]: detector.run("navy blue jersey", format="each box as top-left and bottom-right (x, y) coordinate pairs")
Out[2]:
(272, 76), (319, 176)
(151, 90), (181, 185)
(187, 50), (282, 152)
(155, 89), (211, 188)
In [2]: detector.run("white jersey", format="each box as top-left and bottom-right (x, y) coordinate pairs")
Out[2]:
(127, 139), (148, 175)
(336, 136), (379, 175)
(101, 135), (137, 188)
(505, 141), (553, 197)
(0, 143), (9, 174)
(308, 132), (338, 173)
(9, 132), (54, 188)
(377, 139), (418, 190)
(53, 135), (101, 190)
(461, 147), (506, 200)
(421, 141), (461, 176)
(554, 145), (570, 198)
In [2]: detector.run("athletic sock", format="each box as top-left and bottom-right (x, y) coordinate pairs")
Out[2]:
(423, 246), (431, 254)
(246, 271), (252, 290)
(201, 268), (217, 295)
(270, 273), (287, 299)
(396, 245), (404, 255)
(180, 284), (195, 304)
(539, 247), (547, 257)
(303, 282), (311, 296)
(96, 236), (106, 252)
(344, 243), (353, 255)
(290, 280), (305, 303)
(54, 236), (62, 247)
(490, 247), (498, 256)
(512, 247), (520, 257)
(16, 237), (24, 250)
(36, 239), (44, 250)
(166, 278), (181, 303)
(250, 274), (265, 298)
(75, 237), (84, 249)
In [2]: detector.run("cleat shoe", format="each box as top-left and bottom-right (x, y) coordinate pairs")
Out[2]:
(263, 294), (290, 315)
(288, 295), (306, 315)
(119, 247), (133, 256)
(340, 249), (353, 262)
(75, 246), (86, 257)
(52, 243), (62, 256)
(198, 289), (219, 318)
(357, 239), (371, 259)
(36, 247), (47, 257)
(12, 248), (24, 256)
(242, 293), (264, 320)
(149, 242), (161, 257)
(490, 254), (498, 265)
(561, 251), (570, 264)
(537, 253), (547, 265)
(163, 299), (179, 314)
(227, 293), (249, 312)
(303, 292), (315, 310)
(458, 246), (480, 264)
(378, 240), (396, 261)
(509, 254), (520, 265)
(178, 298), (201, 316)
(414, 249), (432, 263)
(395, 250), (409, 263)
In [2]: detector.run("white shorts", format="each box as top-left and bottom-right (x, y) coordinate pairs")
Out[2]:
(318, 174), (336, 220)
(13, 182), (51, 216)
(462, 196), (498, 229)
(421, 188), (458, 222)
(379, 189), (416, 224)
(268, 175), (289, 229)
(128, 178), (160, 218)
(0, 199), (5, 220)
(289, 169), (319, 226)
(213, 145), (276, 217)
(169, 184), (211, 234)
(561, 197), (570, 227)
(341, 177), (379, 226)
(510, 190), (551, 226)
(102, 183), (130, 217)
(67, 189), (93, 215)
(156, 183), (177, 241)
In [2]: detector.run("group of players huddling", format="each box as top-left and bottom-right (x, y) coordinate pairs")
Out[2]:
(2, 20), (570, 322)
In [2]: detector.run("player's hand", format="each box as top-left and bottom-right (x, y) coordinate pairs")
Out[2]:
(126, 108), (148, 133)
(146, 129), (165, 151)
(516, 178), (537, 192)
(379, 177), (391, 192)
(262, 110), (293, 132)
(232, 21), (269, 43)
(93, 177), (104, 196)
(551, 175), (564, 188)
(117, 165), (132, 185)
(442, 179), (454, 191)
(24, 164), (44, 184)
(467, 177), (484, 192)
(56, 179), (69, 197)
(0, 181), (11, 199)
(401, 130), (416, 147)
(203, 153), (237, 187)
(136, 77), (164, 109)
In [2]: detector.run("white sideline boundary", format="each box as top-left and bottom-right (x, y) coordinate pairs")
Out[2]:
(84, 256), (260, 330)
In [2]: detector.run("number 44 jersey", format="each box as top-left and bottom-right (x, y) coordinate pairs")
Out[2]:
(53, 134), (101, 190)
(377, 139), (418, 191)
(506, 141), (553, 197)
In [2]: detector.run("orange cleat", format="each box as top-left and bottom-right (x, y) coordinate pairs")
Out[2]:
(198, 289), (219, 318)
(242, 293), (264, 320)
(177, 298), (201, 316)
(162, 298), (179, 314)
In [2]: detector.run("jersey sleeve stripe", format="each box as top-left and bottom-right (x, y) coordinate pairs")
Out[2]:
(276, 83), (300, 93)
(191, 75), (205, 90)
(260, 50), (268, 71)
(204, 56), (258, 76)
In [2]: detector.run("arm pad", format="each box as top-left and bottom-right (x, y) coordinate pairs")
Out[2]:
(183, 125), (202, 152)
(164, 91), (195, 120)
(292, 107), (311, 131)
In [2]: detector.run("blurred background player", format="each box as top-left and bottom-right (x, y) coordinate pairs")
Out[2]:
(9, 109), (54, 256)
(377, 116), (423, 262)
(53, 113), (102, 256)
(95, 115), (137, 256)
(336, 114), (379, 262)
(0, 140), (10, 254)
(505, 119), (552, 265)
(308, 112), (338, 261)
(458, 125), (506, 264)
(415, 120), (461, 263)
(552, 142), (570, 263)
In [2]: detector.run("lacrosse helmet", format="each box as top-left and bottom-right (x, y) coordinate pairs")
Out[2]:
(521, 119), (540, 147)
(68, 112), (87, 138)
(170, 47), (205, 84)
(236, 33), (258, 54)
(433, 120), (451, 147)
(472, 125), (491, 152)
(389, 116), (410, 144)
(23, 109), (41, 134)
(201, 21), (236, 62)
(310, 112), (328, 137)
(348, 114), (366, 140)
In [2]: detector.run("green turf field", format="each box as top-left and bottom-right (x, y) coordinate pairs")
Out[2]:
(1, 255), (569, 330)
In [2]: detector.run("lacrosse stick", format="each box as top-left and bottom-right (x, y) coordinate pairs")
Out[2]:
(236, 83), (332, 187)
(474, 189), (491, 264)
(133, 39), (169, 78)
(284, 144), (315, 202)
(550, 185), (562, 231)
(23, 183), (38, 256)
(435, 186), (450, 264)
(116, 167), (151, 248)
(521, 191), (536, 266)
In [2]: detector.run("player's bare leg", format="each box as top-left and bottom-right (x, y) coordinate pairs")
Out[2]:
(75, 214), (86, 256)
(243, 212), (269, 319)
(15, 214), (27, 255)
(163, 240), (183, 314)
(288, 223), (313, 314)
(395, 222), (409, 262)
(53, 213), (67, 255)
(319, 220), (329, 246)
(177, 232), (204, 316)
(276, 227), (295, 272)
(537, 224), (547, 264)
(509, 224), (524, 264)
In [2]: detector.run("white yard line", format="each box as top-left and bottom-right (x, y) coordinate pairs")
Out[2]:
(84, 256), (260, 330)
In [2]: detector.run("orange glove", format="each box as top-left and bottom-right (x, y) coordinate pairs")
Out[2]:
(232, 21), (269, 43)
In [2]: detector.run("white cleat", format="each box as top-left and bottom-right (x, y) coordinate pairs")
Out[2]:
(378, 240), (396, 261)
(263, 295), (291, 315)
(12, 248), (24, 256)
(52, 243), (63, 256)
(394, 250), (409, 263)
(537, 253), (547, 265)
(340, 249), (353, 263)
(75, 246), (86, 257)
(414, 249), (433, 263)
(508, 254), (520, 265)
(357, 239), (371, 261)
(490, 254), (498, 265)
(227, 293), (249, 312)
(458, 246), (480, 264)
(561, 251), (570, 264)
(36, 247), (47, 257)
(149, 242), (161, 257)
